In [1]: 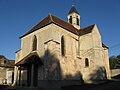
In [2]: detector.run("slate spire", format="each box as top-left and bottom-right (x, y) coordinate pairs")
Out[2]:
(68, 5), (79, 15)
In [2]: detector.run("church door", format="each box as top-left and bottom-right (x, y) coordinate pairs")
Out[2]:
(27, 64), (38, 87)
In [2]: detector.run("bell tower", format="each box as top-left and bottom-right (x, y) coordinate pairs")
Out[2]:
(67, 5), (80, 29)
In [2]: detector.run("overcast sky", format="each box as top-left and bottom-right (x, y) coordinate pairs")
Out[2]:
(0, 0), (120, 60)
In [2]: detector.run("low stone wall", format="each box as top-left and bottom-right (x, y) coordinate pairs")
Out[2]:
(111, 69), (120, 77)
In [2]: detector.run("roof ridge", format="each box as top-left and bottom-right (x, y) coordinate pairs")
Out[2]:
(20, 14), (53, 38)
(80, 24), (95, 30)
(48, 14), (54, 22)
(78, 24), (96, 36)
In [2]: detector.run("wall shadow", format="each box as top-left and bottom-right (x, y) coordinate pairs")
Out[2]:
(88, 66), (107, 82)
(14, 49), (84, 89)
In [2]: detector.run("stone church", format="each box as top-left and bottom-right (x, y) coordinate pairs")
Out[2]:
(13, 6), (111, 89)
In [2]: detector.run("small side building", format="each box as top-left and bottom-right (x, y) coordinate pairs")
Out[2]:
(0, 55), (15, 85)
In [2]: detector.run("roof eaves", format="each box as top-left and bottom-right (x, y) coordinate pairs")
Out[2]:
(20, 14), (54, 38)
(102, 43), (109, 49)
(78, 24), (95, 36)
(0, 65), (14, 68)
(15, 49), (21, 53)
(80, 24), (95, 30)
(20, 22), (53, 38)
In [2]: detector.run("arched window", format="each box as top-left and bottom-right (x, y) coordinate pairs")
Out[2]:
(69, 16), (72, 24)
(32, 35), (37, 51)
(85, 58), (89, 67)
(61, 36), (65, 56)
(76, 16), (79, 25)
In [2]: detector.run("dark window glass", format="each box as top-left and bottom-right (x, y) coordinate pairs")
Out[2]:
(76, 17), (79, 25)
(61, 36), (65, 56)
(69, 16), (72, 24)
(85, 58), (89, 67)
(4, 60), (7, 64)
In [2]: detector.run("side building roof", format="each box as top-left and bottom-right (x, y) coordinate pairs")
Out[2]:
(0, 55), (15, 68)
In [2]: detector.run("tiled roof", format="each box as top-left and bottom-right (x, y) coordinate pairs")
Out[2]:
(20, 14), (97, 38)
(78, 24), (95, 36)
(4, 60), (15, 68)
(102, 43), (109, 49)
(19, 14), (108, 49)
(20, 14), (79, 38)
(0, 55), (15, 68)
(0, 55), (7, 60)
(68, 5), (79, 15)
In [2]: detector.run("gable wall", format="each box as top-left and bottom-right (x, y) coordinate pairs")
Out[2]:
(79, 25), (110, 81)
(16, 23), (80, 79)
(20, 24), (53, 61)
(51, 24), (80, 78)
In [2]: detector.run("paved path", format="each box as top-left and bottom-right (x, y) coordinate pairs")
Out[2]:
(1, 81), (120, 90)
(62, 81), (120, 90)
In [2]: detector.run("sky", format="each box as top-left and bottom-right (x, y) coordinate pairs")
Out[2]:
(0, 0), (120, 60)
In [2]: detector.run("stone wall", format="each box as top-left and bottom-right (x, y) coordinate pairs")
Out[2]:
(111, 69), (120, 77)
(0, 67), (14, 85)
(0, 67), (6, 84)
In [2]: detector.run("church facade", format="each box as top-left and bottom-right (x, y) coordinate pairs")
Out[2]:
(13, 6), (111, 89)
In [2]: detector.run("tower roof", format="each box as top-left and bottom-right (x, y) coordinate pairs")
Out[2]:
(68, 5), (79, 15)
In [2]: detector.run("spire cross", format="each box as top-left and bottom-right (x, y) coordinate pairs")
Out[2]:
(72, 0), (76, 6)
